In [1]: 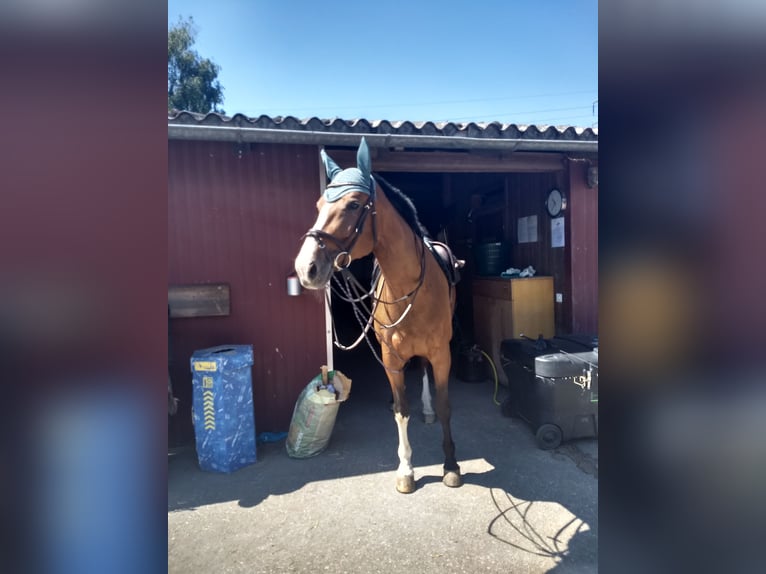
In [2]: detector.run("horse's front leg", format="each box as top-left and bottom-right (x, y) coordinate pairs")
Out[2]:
(430, 345), (462, 488)
(383, 352), (416, 494)
(420, 358), (436, 424)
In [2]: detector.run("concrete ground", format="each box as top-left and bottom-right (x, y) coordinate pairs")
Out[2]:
(168, 356), (598, 574)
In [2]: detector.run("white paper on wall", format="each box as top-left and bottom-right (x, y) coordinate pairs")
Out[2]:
(517, 215), (539, 243)
(551, 217), (565, 248)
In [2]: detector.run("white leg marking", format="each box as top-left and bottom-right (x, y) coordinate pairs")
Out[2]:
(421, 369), (435, 419)
(394, 413), (414, 478)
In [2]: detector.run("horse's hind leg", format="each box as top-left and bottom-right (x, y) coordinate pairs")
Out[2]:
(420, 358), (436, 424)
(384, 356), (416, 494)
(431, 346), (462, 487)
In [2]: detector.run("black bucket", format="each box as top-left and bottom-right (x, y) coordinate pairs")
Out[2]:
(473, 242), (510, 276)
(455, 346), (488, 383)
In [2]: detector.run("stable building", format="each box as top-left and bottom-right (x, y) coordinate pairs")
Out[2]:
(168, 112), (598, 443)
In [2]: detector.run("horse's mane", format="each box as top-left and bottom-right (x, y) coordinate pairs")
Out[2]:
(373, 173), (431, 239)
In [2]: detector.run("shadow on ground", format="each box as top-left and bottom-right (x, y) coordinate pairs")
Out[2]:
(168, 349), (597, 573)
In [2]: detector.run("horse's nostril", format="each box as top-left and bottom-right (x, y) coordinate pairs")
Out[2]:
(308, 262), (318, 280)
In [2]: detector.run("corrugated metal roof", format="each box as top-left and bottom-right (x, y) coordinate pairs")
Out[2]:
(168, 111), (597, 152)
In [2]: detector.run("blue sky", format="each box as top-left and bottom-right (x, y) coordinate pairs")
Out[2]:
(168, 1), (598, 127)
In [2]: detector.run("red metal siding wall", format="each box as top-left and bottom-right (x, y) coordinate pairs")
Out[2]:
(569, 162), (598, 334)
(168, 140), (326, 441)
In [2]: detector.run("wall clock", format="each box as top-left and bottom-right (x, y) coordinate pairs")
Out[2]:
(546, 188), (567, 217)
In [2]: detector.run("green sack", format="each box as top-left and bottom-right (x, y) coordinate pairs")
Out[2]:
(286, 368), (352, 459)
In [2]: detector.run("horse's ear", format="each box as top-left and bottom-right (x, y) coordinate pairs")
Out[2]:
(320, 148), (342, 181)
(356, 137), (371, 182)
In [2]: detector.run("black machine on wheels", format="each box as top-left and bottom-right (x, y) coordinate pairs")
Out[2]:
(500, 335), (598, 449)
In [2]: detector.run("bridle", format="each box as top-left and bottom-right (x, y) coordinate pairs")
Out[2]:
(298, 179), (428, 373)
(300, 190), (377, 271)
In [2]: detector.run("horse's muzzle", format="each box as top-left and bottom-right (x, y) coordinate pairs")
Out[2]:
(295, 239), (334, 289)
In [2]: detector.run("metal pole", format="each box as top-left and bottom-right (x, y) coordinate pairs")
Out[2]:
(324, 287), (333, 372)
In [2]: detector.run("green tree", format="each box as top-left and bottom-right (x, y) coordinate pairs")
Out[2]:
(168, 16), (225, 114)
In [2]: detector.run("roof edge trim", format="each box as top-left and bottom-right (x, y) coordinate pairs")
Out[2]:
(167, 124), (598, 153)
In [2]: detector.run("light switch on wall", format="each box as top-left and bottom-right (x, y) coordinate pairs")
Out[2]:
(555, 293), (563, 303)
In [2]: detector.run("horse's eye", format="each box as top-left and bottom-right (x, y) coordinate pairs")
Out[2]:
(347, 201), (361, 211)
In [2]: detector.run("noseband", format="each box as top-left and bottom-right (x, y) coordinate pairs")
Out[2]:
(301, 195), (377, 271)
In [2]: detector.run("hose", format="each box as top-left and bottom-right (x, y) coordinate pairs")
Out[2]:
(477, 348), (502, 406)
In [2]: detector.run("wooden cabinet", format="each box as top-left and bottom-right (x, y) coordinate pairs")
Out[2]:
(472, 276), (554, 384)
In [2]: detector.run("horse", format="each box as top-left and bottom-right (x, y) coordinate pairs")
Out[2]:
(294, 137), (463, 493)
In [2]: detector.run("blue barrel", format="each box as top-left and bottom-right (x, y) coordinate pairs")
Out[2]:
(190, 345), (256, 472)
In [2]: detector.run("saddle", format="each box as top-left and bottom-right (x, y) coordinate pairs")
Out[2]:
(424, 238), (465, 286)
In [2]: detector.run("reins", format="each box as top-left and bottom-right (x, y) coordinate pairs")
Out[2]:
(327, 238), (427, 373)
(372, 235), (427, 328)
(300, 164), (433, 373)
(305, 199), (428, 374)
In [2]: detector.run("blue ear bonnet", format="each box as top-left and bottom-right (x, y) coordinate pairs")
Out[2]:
(323, 169), (376, 202)
(321, 137), (375, 203)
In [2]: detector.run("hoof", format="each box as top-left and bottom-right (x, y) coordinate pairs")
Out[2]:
(443, 470), (463, 488)
(396, 475), (416, 494)
(423, 413), (436, 424)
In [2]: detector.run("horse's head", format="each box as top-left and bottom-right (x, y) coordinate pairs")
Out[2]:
(295, 138), (377, 289)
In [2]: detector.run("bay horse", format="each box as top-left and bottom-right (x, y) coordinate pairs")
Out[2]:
(294, 138), (462, 493)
